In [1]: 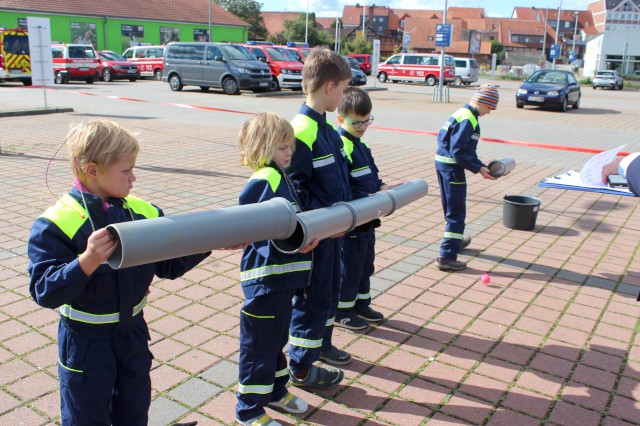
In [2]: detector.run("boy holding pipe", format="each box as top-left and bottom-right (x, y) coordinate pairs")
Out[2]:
(27, 120), (211, 426)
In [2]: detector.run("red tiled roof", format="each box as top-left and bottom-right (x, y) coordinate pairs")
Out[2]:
(316, 17), (337, 30)
(261, 11), (304, 35)
(0, 0), (249, 27)
(448, 7), (485, 19)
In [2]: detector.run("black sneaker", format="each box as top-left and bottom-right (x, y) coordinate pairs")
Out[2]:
(461, 236), (472, 249)
(335, 311), (368, 330)
(355, 306), (384, 322)
(289, 365), (344, 388)
(436, 257), (467, 271)
(319, 346), (352, 365)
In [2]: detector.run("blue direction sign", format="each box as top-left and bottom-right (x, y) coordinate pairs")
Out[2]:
(549, 44), (562, 59)
(435, 24), (452, 48)
(568, 50), (576, 62)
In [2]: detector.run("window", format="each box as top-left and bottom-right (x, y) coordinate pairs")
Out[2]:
(564, 21), (571, 28)
(386, 55), (401, 65)
(404, 55), (419, 65)
(206, 46), (222, 60)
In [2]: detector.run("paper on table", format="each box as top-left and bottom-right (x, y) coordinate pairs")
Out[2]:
(579, 144), (626, 186)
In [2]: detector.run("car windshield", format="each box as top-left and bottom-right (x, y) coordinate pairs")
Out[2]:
(265, 47), (288, 61)
(528, 71), (567, 84)
(596, 71), (614, 77)
(100, 51), (125, 61)
(220, 44), (254, 60)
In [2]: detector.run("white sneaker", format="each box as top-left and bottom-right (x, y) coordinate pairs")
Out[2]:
(236, 413), (281, 426)
(268, 391), (309, 414)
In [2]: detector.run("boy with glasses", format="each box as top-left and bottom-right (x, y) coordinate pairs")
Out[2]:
(335, 87), (399, 330)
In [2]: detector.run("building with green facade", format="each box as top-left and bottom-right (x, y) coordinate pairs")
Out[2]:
(0, 0), (250, 54)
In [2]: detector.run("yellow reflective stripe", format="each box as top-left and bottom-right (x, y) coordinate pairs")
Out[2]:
(435, 154), (457, 164)
(240, 261), (312, 282)
(326, 316), (334, 327)
(241, 310), (275, 319)
(289, 335), (322, 348)
(291, 114), (317, 150)
(41, 194), (87, 240)
(250, 167), (281, 194)
(357, 292), (371, 300)
(313, 155), (336, 169)
(275, 367), (289, 378)
(450, 181), (466, 185)
(444, 232), (464, 240)
(237, 382), (274, 395)
(452, 108), (478, 129)
(338, 299), (356, 309)
(124, 195), (159, 219)
(341, 135), (354, 162)
(58, 358), (83, 373)
(59, 296), (147, 324)
(351, 167), (371, 178)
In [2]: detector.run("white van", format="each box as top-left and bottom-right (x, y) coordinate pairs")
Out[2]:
(453, 57), (479, 86)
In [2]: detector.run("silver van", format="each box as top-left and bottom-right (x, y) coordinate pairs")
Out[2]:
(162, 42), (272, 95)
(453, 57), (479, 86)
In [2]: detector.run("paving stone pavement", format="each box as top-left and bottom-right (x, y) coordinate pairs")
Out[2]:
(1, 81), (639, 426)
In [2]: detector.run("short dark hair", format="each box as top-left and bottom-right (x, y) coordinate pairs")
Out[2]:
(302, 47), (352, 93)
(338, 86), (372, 117)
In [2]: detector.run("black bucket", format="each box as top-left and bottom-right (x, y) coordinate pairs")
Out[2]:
(503, 195), (542, 230)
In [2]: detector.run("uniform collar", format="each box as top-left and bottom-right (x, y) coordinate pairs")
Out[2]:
(299, 103), (327, 126)
(337, 127), (360, 143)
(465, 103), (480, 117)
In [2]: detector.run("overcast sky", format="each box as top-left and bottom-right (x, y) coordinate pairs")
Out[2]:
(261, 0), (593, 18)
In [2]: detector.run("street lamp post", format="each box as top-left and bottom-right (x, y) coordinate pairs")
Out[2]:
(305, 0), (309, 44)
(571, 11), (579, 66)
(208, 0), (212, 42)
(362, 0), (367, 39)
(437, 0), (448, 102)
(552, 0), (562, 70)
(335, 0), (341, 52)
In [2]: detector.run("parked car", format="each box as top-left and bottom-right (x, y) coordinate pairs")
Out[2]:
(453, 57), (478, 85)
(97, 50), (140, 82)
(377, 53), (455, 86)
(343, 57), (367, 86)
(51, 43), (99, 84)
(244, 44), (303, 91)
(346, 53), (373, 75)
(162, 42), (272, 95)
(121, 45), (164, 80)
(516, 70), (581, 112)
(592, 70), (623, 90)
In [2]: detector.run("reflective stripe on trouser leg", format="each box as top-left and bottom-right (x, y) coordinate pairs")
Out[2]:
(339, 230), (376, 312)
(436, 165), (467, 260)
(236, 291), (293, 422)
(289, 238), (341, 373)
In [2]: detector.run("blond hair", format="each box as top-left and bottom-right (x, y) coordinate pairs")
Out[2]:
(66, 119), (140, 181)
(302, 47), (352, 94)
(238, 112), (295, 170)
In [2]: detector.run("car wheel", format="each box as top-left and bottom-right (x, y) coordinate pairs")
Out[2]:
(102, 69), (113, 82)
(269, 77), (280, 91)
(592, 85), (596, 90)
(573, 95), (580, 109)
(85, 77), (94, 84)
(154, 69), (162, 81)
(516, 102), (524, 109)
(222, 77), (240, 95)
(129, 77), (137, 82)
(619, 82), (624, 90)
(426, 75), (437, 86)
(55, 72), (63, 84)
(168, 74), (183, 91)
(378, 72), (387, 83)
(612, 84), (617, 90)
(199, 86), (210, 91)
(560, 97), (568, 112)
(21, 78), (32, 86)
(454, 76), (463, 86)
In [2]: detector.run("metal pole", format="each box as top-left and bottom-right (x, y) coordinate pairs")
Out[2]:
(553, 0), (562, 70)
(334, 0), (340, 51)
(208, 0), (212, 42)
(571, 11), (578, 66)
(305, 0), (309, 44)
(542, 7), (549, 64)
(437, 0), (448, 102)
(362, 0), (366, 39)
(36, 25), (48, 108)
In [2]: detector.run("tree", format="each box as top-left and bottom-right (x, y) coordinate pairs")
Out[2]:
(341, 35), (372, 55)
(268, 31), (287, 45)
(283, 13), (334, 47)
(214, 0), (268, 40)
(491, 40), (506, 64)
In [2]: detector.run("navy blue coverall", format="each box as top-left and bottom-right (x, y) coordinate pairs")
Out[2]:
(286, 104), (352, 375)
(27, 188), (210, 426)
(338, 128), (384, 314)
(236, 165), (312, 422)
(435, 104), (485, 261)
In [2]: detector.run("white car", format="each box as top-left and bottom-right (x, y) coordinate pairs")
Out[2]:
(592, 70), (624, 90)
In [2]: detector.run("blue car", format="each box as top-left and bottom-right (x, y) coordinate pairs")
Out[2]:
(516, 70), (581, 112)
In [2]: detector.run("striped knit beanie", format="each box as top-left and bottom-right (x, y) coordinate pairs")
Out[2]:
(471, 84), (500, 109)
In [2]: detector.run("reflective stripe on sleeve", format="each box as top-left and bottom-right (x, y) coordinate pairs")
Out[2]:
(351, 167), (371, 178)
(313, 155), (336, 168)
(435, 154), (457, 164)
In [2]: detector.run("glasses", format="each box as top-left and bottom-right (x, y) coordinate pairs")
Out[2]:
(344, 115), (374, 129)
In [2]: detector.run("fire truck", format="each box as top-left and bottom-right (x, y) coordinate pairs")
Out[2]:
(0, 27), (31, 85)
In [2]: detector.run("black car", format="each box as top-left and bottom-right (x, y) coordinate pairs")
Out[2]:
(343, 56), (367, 86)
(516, 70), (581, 112)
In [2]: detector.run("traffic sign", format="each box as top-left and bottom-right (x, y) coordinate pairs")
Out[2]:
(435, 24), (452, 48)
(568, 50), (576, 62)
(549, 44), (562, 59)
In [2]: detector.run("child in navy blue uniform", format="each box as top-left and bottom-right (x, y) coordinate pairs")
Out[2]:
(335, 87), (399, 330)
(236, 112), (318, 426)
(286, 47), (354, 387)
(27, 119), (211, 426)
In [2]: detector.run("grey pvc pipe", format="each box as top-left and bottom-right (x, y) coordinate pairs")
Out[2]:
(106, 197), (298, 269)
(488, 158), (516, 177)
(273, 179), (428, 254)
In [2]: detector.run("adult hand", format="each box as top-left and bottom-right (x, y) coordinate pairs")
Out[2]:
(479, 167), (497, 180)
(601, 157), (623, 184)
(79, 228), (118, 276)
(299, 239), (319, 254)
(380, 182), (403, 191)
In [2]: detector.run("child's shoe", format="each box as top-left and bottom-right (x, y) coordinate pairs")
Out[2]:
(436, 257), (467, 271)
(268, 391), (308, 414)
(319, 346), (352, 365)
(335, 311), (368, 330)
(355, 306), (384, 322)
(236, 413), (281, 426)
(289, 365), (344, 388)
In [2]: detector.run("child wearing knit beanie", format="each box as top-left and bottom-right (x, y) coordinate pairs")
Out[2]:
(433, 84), (502, 271)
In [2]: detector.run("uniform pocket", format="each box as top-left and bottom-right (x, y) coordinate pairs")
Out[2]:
(240, 298), (276, 356)
(57, 328), (90, 388)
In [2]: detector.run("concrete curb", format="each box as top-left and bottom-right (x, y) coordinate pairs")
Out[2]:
(0, 107), (74, 118)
